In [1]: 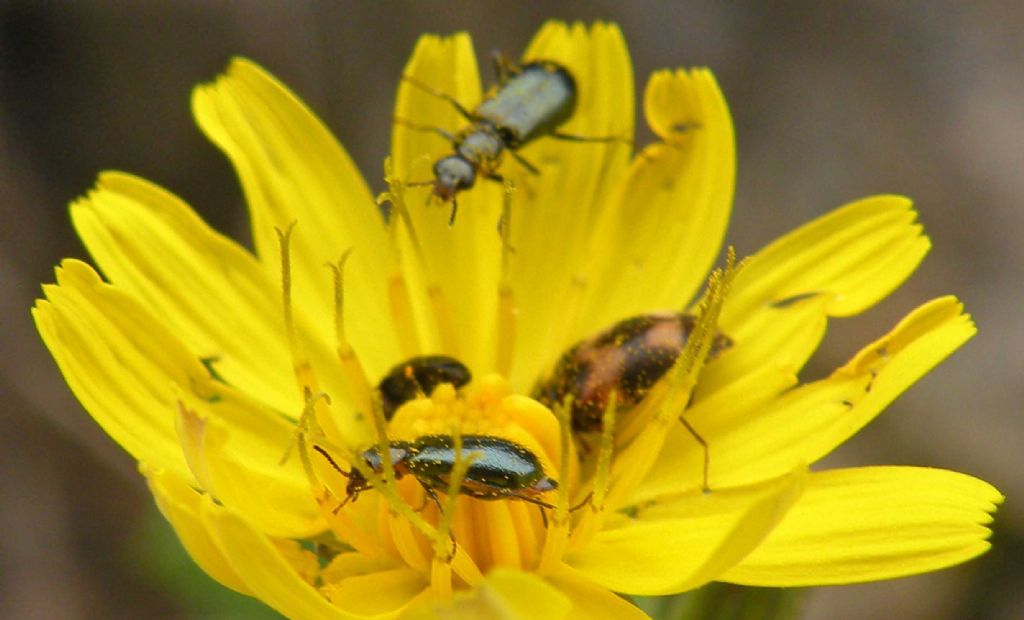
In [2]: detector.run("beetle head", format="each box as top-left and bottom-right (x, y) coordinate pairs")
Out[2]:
(432, 155), (476, 201)
(346, 443), (414, 501)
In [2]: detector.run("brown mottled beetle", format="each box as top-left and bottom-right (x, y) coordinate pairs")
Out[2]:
(378, 355), (471, 420)
(532, 313), (733, 433)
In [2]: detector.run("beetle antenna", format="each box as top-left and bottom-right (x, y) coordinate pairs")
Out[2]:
(448, 198), (459, 226)
(312, 444), (352, 479)
(332, 492), (356, 515)
(311, 444), (365, 514)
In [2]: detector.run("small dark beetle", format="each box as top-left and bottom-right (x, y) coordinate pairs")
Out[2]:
(378, 355), (472, 420)
(532, 313), (733, 433)
(313, 434), (557, 510)
(402, 55), (620, 224)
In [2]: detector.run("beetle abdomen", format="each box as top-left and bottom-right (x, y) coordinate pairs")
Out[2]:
(533, 313), (733, 433)
(476, 62), (576, 146)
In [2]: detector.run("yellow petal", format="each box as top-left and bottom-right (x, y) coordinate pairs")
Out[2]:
(703, 297), (974, 488)
(321, 569), (427, 617)
(193, 58), (400, 377)
(721, 467), (1002, 585)
(566, 468), (805, 595)
(548, 568), (652, 619)
(504, 21), (636, 388)
(404, 568), (572, 620)
(631, 363), (797, 501)
(391, 32), (499, 368)
(71, 172), (298, 414)
(144, 467), (250, 594)
(577, 68), (735, 339)
(705, 195), (930, 395)
(202, 498), (356, 619)
(727, 195), (928, 317)
(33, 260), (198, 479)
(520, 21), (633, 230)
(176, 394), (324, 538)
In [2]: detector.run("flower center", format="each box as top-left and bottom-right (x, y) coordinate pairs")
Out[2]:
(320, 375), (579, 584)
(387, 375), (573, 577)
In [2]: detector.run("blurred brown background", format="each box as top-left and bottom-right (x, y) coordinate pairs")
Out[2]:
(1, 2), (1020, 619)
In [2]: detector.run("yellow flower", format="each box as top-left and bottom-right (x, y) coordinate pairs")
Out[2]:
(34, 21), (1000, 619)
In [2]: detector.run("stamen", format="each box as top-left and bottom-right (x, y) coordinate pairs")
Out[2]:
(367, 382), (397, 490)
(655, 247), (742, 425)
(388, 272), (420, 357)
(593, 392), (617, 511)
(539, 273), (588, 373)
(431, 428), (478, 598)
(326, 250), (373, 420)
(553, 398), (573, 521)
(539, 397), (574, 573)
(275, 223), (319, 395)
(380, 157), (458, 356)
(499, 179), (516, 262)
(294, 388), (331, 484)
(569, 394), (617, 550)
(276, 224), (334, 462)
(379, 163), (422, 358)
(495, 285), (517, 377)
(378, 159), (426, 261)
(604, 248), (744, 507)
(437, 429), (477, 559)
(430, 555), (453, 600)
(495, 180), (517, 376)
(428, 284), (460, 356)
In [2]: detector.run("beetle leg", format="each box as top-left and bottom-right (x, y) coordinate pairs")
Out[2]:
(508, 492), (556, 512)
(331, 492), (358, 515)
(574, 434), (595, 458)
(490, 50), (521, 85)
(410, 492), (431, 513)
(569, 491), (594, 513)
(418, 482), (445, 513)
(447, 197), (459, 226)
(549, 130), (631, 146)
(506, 149), (541, 176)
(392, 116), (457, 143)
(400, 75), (478, 123)
(678, 416), (711, 493)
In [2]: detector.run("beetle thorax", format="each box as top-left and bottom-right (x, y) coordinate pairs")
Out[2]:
(455, 126), (505, 165)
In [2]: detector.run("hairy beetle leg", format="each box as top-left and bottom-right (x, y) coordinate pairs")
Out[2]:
(400, 75), (477, 123)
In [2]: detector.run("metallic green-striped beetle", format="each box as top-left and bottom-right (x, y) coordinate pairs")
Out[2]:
(313, 434), (558, 511)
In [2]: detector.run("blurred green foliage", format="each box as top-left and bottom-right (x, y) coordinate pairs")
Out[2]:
(634, 583), (804, 620)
